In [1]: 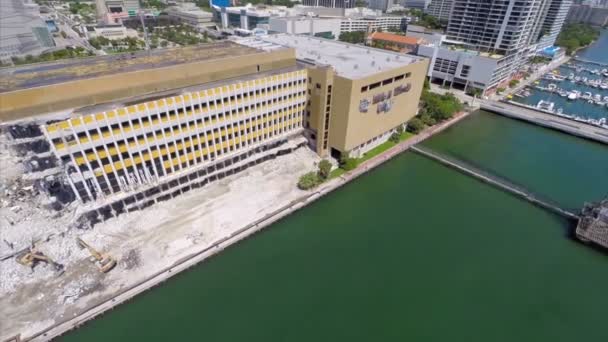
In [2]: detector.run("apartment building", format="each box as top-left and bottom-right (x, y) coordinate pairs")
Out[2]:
(567, 3), (608, 26)
(1, 43), (306, 213)
(238, 35), (428, 158)
(425, 0), (453, 22)
(301, 0), (356, 8)
(538, 0), (573, 50)
(340, 15), (406, 32)
(166, 3), (214, 28)
(269, 16), (343, 39)
(404, 0), (432, 10)
(368, 0), (395, 12)
(416, 0), (559, 93)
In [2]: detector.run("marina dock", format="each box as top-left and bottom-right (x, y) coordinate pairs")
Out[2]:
(480, 100), (608, 145)
(410, 145), (580, 221)
(572, 57), (608, 68)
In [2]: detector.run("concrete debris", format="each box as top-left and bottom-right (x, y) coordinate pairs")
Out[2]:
(1, 135), (320, 340)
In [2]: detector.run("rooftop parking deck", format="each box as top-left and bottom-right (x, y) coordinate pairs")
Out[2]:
(0, 42), (264, 93)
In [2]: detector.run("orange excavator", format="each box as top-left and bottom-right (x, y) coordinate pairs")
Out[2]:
(76, 238), (116, 273)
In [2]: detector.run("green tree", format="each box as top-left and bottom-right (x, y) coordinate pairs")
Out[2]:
(297, 172), (320, 190)
(420, 113), (436, 126)
(338, 31), (366, 44)
(556, 24), (599, 55)
(509, 79), (519, 88)
(318, 159), (332, 180)
(406, 118), (425, 134)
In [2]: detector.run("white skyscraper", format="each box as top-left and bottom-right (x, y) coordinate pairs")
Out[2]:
(425, 0), (453, 21)
(537, 0), (573, 50)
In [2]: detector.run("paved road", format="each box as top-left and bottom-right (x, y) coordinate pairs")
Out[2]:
(55, 11), (102, 55)
(481, 101), (608, 144)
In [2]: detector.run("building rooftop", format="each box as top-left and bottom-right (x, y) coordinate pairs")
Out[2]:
(369, 32), (423, 45)
(0, 41), (263, 93)
(236, 34), (424, 79)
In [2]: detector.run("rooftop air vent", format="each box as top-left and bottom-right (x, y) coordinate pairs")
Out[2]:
(354, 64), (358, 69)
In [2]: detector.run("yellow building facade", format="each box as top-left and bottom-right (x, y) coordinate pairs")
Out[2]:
(42, 69), (307, 202)
(237, 35), (429, 159)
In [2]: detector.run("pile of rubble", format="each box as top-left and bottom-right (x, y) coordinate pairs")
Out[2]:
(0, 133), (80, 294)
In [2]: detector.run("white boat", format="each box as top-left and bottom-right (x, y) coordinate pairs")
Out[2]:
(548, 83), (557, 90)
(568, 92), (578, 100)
(583, 92), (593, 99)
(594, 94), (602, 101)
(537, 100), (555, 112)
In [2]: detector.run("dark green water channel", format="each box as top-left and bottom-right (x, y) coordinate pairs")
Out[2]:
(62, 112), (608, 342)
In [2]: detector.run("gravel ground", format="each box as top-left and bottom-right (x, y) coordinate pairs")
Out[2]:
(0, 139), (320, 340)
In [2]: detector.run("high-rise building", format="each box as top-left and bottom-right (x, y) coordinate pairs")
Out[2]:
(416, 0), (573, 94)
(537, 0), (573, 50)
(301, 0), (356, 9)
(447, 0), (544, 55)
(404, 0), (432, 10)
(567, 3), (608, 26)
(425, 0), (453, 21)
(445, 0), (545, 85)
(0, 0), (55, 63)
(368, 0), (394, 11)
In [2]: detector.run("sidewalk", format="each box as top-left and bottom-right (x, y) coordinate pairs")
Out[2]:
(504, 56), (570, 99)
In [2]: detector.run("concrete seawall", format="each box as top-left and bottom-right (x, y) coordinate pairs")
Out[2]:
(481, 101), (608, 145)
(25, 112), (471, 341)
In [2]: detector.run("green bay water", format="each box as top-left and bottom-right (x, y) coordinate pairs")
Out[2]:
(422, 111), (608, 210)
(61, 112), (608, 342)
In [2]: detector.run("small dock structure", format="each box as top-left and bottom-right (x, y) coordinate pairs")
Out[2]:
(576, 199), (608, 249)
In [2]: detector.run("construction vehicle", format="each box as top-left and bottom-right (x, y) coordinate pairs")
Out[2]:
(16, 244), (64, 275)
(76, 238), (116, 273)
